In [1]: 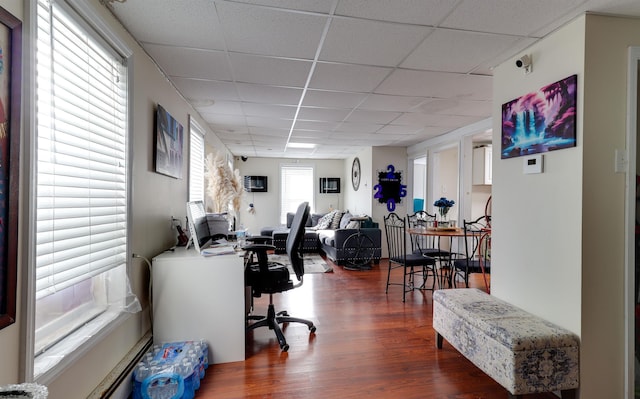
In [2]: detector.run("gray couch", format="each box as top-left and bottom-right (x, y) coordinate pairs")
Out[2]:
(260, 210), (381, 266)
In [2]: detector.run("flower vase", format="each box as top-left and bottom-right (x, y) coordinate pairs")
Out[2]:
(438, 208), (450, 227)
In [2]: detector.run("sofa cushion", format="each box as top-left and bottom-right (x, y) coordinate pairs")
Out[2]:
(314, 212), (335, 230)
(339, 212), (352, 229)
(317, 229), (335, 246)
(311, 213), (325, 227)
(346, 220), (360, 229)
(330, 210), (344, 230)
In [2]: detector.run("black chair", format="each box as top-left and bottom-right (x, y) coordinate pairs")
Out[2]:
(244, 201), (316, 351)
(407, 211), (453, 288)
(384, 212), (437, 302)
(452, 215), (491, 290)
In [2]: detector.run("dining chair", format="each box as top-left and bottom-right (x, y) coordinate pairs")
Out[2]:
(407, 211), (453, 289)
(384, 212), (437, 302)
(452, 215), (491, 291)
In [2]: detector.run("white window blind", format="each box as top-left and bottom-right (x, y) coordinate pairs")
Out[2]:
(189, 117), (205, 202)
(280, 165), (314, 224)
(35, 0), (128, 300)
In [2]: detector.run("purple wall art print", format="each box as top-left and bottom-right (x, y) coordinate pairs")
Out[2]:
(501, 74), (577, 159)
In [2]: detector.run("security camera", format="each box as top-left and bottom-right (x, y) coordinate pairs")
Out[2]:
(515, 55), (531, 69)
(515, 55), (532, 74)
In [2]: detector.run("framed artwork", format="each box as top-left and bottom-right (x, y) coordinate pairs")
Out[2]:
(0, 6), (21, 330)
(155, 104), (184, 179)
(501, 74), (577, 159)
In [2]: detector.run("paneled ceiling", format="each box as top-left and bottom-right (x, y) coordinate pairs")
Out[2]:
(107, 0), (640, 159)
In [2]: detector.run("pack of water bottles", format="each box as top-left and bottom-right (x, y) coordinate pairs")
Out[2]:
(132, 341), (209, 399)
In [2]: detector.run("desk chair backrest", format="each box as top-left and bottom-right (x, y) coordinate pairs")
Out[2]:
(287, 201), (310, 281)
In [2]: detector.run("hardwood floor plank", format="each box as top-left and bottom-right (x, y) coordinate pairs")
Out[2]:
(196, 258), (558, 399)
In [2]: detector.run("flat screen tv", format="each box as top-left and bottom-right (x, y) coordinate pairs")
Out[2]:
(501, 74), (577, 159)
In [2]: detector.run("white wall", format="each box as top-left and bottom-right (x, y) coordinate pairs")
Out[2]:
(493, 14), (640, 398)
(234, 157), (345, 234)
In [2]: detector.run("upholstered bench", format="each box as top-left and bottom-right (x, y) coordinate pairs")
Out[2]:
(433, 288), (579, 399)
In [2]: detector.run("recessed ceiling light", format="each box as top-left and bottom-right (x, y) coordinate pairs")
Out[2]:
(287, 143), (316, 149)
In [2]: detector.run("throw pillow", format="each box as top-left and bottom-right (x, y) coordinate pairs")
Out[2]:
(346, 220), (360, 229)
(330, 210), (344, 230)
(339, 212), (352, 229)
(314, 211), (335, 230)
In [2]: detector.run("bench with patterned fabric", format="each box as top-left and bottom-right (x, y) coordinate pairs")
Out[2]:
(433, 288), (579, 399)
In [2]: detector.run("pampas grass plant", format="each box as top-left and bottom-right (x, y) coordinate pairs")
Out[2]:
(204, 152), (243, 216)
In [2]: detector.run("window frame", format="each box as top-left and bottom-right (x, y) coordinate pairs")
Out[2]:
(25, 0), (135, 383)
(279, 164), (315, 224)
(189, 116), (205, 203)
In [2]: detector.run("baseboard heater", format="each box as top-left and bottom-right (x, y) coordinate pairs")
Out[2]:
(87, 332), (152, 399)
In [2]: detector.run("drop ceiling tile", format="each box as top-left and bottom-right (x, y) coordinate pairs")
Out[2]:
(335, 0), (457, 25)
(226, 0), (335, 13)
(229, 53), (312, 87)
(357, 94), (428, 112)
(377, 125), (424, 135)
(215, 1), (328, 59)
(144, 44), (232, 81)
(320, 17), (431, 67)
(309, 62), (392, 92)
(111, 0), (224, 50)
(401, 29), (520, 73)
(247, 127), (290, 137)
(293, 120), (341, 131)
(376, 69), (492, 100)
(291, 130), (332, 139)
(242, 103), (298, 119)
(297, 107), (351, 122)
(440, 0), (584, 36)
(173, 78), (240, 101)
(194, 101), (244, 116)
(302, 90), (368, 108)
(236, 83), (303, 105)
(418, 99), (492, 117)
(345, 109), (402, 124)
(246, 116), (293, 129)
(206, 114), (247, 128)
(333, 121), (383, 134)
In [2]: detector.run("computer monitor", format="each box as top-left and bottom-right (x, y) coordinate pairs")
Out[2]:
(186, 201), (212, 253)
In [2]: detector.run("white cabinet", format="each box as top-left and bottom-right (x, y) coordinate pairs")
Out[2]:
(152, 247), (245, 364)
(473, 146), (492, 185)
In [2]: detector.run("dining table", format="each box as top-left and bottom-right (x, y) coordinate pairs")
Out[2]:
(407, 226), (490, 291)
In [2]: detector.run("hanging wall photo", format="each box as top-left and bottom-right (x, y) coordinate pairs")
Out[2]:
(373, 165), (407, 212)
(501, 74), (577, 159)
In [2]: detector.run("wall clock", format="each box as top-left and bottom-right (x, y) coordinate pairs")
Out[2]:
(351, 157), (361, 191)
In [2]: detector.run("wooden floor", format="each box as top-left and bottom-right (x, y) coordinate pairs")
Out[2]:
(198, 258), (557, 399)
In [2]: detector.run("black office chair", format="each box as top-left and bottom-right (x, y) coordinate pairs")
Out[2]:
(244, 201), (316, 351)
(452, 215), (491, 291)
(384, 212), (437, 302)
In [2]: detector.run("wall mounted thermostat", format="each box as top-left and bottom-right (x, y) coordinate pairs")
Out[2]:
(523, 154), (543, 174)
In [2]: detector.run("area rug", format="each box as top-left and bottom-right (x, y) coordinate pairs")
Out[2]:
(268, 253), (333, 274)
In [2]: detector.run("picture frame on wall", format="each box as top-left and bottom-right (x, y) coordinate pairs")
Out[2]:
(501, 74), (577, 159)
(0, 6), (21, 331)
(155, 104), (184, 179)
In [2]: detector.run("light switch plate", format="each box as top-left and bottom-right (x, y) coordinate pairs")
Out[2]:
(523, 154), (543, 174)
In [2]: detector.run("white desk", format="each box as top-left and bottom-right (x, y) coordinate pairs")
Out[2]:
(152, 246), (245, 364)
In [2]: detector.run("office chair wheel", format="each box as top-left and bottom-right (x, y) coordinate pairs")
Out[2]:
(343, 231), (375, 269)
